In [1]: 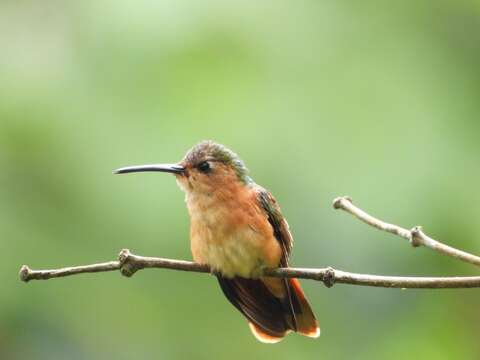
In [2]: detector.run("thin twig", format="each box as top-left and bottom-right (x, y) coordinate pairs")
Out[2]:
(18, 249), (480, 289)
(333, 196), (480, 267)
(19, 261), (121, 281)
(19, 196), (480, 289)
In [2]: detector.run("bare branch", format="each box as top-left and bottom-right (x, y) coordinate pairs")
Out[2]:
(19, 196), (480, 290)
(19, 249), (480, 289)
(19, 261), (120, 281)
(333, 196), (480, 267)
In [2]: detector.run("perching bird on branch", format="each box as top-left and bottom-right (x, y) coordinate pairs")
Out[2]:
(114, 141), (320, 343)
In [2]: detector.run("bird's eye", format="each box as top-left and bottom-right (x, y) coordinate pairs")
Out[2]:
(197, 161), (211, 173)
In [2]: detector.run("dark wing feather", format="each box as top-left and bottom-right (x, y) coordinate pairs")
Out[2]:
(217, 277), (289, 337)
(257, 188), (299, 329)
(257, 188), (293, 267)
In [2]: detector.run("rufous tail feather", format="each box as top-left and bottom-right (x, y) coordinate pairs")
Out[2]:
(288, 278), (320, 338)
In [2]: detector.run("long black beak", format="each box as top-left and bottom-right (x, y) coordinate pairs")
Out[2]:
(113, 163), (185, 175)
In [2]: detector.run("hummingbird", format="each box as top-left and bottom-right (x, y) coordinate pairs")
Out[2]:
(114, 141), (319, 343)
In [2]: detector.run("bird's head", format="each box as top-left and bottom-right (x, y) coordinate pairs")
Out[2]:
(114, 141), (251, 196)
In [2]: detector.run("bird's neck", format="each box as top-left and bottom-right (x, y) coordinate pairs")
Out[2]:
(185, 181), (254, 227)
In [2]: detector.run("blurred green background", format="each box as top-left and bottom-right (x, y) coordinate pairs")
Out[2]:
(2, 0), (480, 359)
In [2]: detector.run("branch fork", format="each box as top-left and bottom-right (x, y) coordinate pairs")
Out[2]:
(333, 196), (480, 267)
